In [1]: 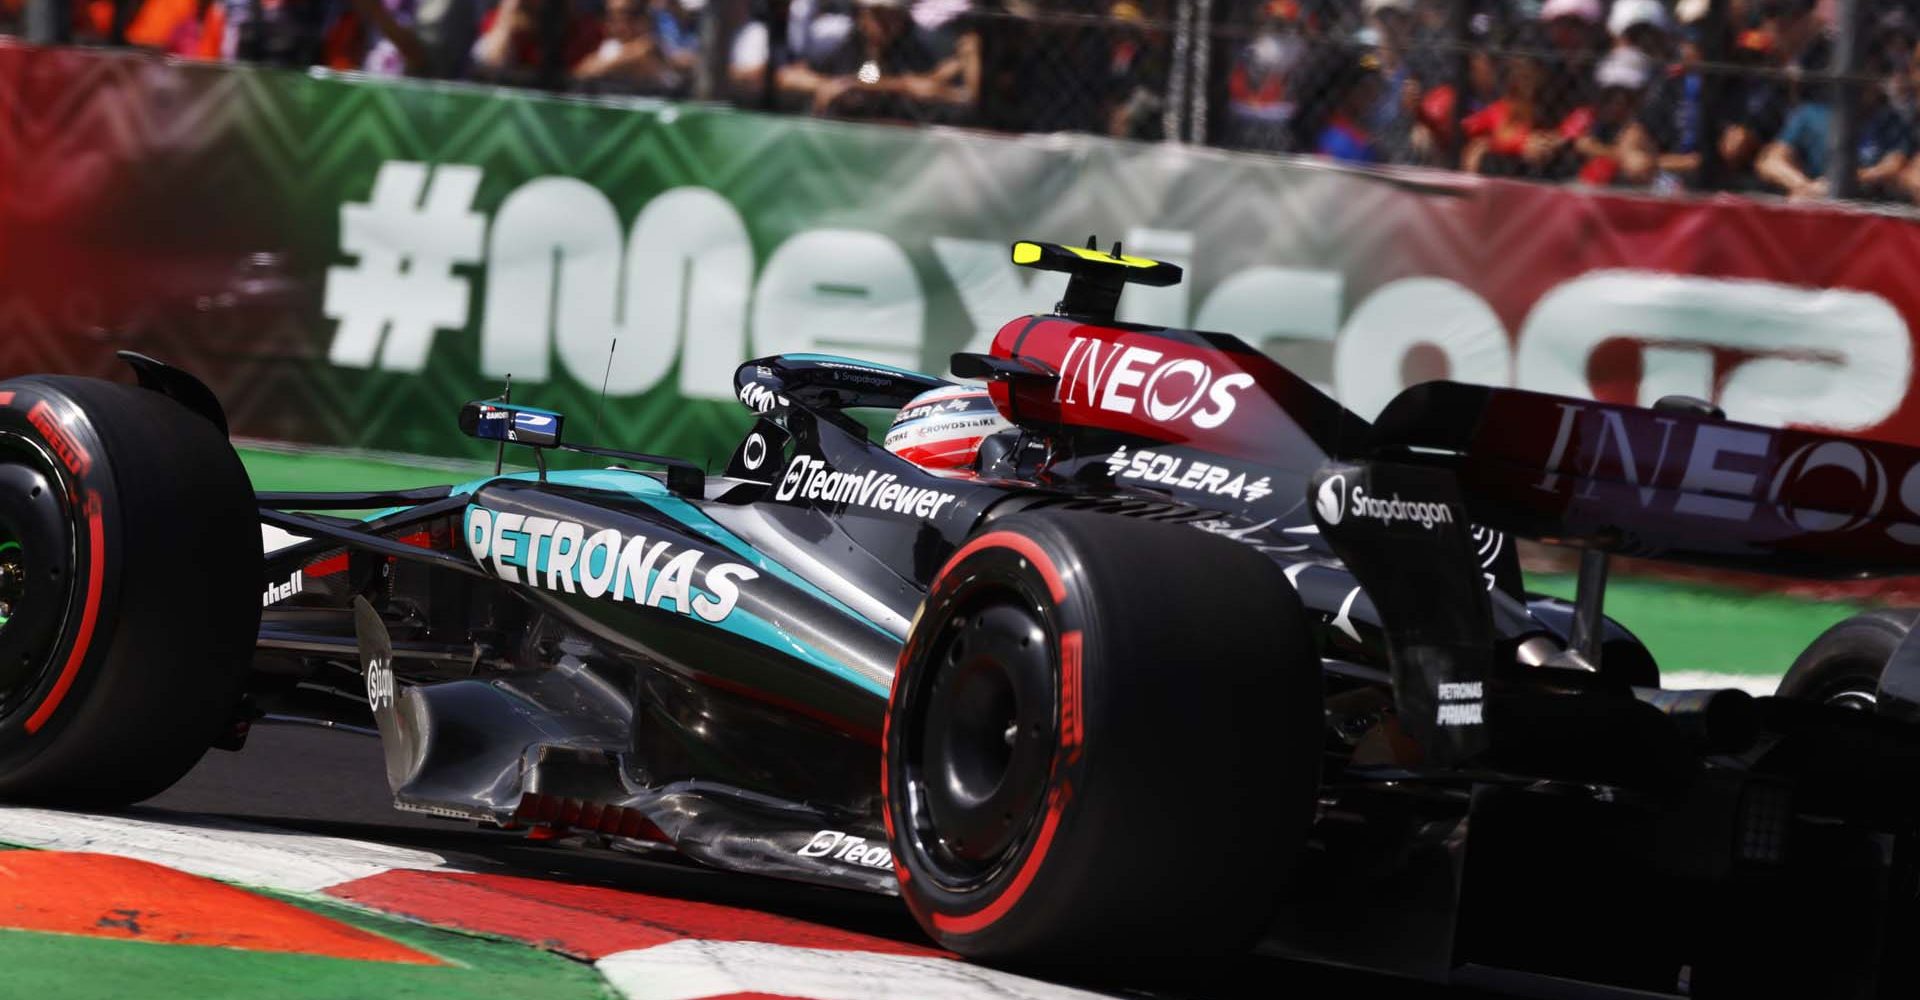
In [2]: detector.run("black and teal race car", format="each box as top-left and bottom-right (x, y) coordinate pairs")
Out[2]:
(4, 240), (1920, 996)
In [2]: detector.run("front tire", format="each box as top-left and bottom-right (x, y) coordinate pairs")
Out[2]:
(0, 375), (260, 806)
(884, 511), (1322, 965)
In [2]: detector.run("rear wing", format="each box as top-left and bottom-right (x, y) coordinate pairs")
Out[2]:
(1368, 381), (1920, 579)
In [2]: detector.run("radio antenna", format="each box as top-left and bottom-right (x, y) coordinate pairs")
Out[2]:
(595, 338), (618, 443)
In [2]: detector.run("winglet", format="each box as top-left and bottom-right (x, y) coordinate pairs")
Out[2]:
(1010, 238), (1183, 323)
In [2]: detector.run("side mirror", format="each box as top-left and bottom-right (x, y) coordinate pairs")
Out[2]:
(458, 400), (564, 448)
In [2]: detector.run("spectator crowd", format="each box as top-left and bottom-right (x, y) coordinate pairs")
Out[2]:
(7, 0), (1920, 204)
(1228, 0), (1920, 203)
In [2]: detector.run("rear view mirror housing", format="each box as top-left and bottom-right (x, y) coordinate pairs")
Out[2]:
(459, 400), (564, 448)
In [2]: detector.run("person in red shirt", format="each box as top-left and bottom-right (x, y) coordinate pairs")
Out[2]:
(1462, 29), (1582, 179)
(471, 0), (602, 86)
(1567, 47), (1658, 187)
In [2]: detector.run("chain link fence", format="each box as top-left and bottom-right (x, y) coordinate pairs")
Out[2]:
(8, 0), (1920, 205)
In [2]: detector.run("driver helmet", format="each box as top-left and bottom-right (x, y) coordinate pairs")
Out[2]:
(885, 384), (1014, 472)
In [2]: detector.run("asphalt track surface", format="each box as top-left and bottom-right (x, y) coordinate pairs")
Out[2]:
(146, 723), (1490, 1000)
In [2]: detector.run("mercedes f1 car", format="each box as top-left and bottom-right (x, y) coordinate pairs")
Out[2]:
(4, 240), (1920, 996)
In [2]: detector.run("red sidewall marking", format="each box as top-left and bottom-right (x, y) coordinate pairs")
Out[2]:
(914, 534), (1079, 936)
(929, 790), (1064, 936)
(1059, 630), (1084, 757)
(940, 532), (1066, 604)
(0, 392), (14, 406)
(26, 490), (103, 733)
(928, 630), (1082, 937)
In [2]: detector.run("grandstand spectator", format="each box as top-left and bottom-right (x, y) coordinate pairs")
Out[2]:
(1106, 0), (1169, 139)
(1412, 13), (1501, 163)
(1311, 47), (1384, 163)
(1225, 0), (1307, 151)
(800, 0), (978, 123)
(1636, 18), (1712, 192)
(1608, 0), (1672, 60)
(1876, 9), (1917, 121)
(1362, 0), (1432, 163)
(123, 0), (223, 57)
(972, 0), (1112, 134)
(573, 0), (681, 93)
(216, 0), (333, 65)
(318, 0), (439, 75)
(471, 0), (602, 86)
(1540, 0), (1604, 118)
(1756, 47), (1911, 201)
(1462, 30), (1580, 179)
(1719, 0), (1829, 190)
(728, 0), (856, 108)
(1568, 46), (1657, 186)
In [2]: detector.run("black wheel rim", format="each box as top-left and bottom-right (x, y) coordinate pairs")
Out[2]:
(0, 435), (77, 724)
(1819, 671), (1880, 712)
(0, 536), (21, 636)
(901, 595), (1057, 891)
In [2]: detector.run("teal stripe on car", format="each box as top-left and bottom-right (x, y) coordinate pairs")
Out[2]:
(448, 469), (895, 696)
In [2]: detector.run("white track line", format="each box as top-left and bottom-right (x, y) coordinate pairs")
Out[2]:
(1660, 672), (1782, 697)
(0, 807), (446, 892)
(597, 939), (1115, 1000)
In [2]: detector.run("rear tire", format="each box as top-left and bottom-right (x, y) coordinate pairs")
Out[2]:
(1776, 609), (1916, 711)
(0, 375), (260, 806)
(883, 511), (1322, 965)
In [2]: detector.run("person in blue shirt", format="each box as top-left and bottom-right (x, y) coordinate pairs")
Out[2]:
(1756, 54), (1912, 201)
(1314, 50), (1386, 165)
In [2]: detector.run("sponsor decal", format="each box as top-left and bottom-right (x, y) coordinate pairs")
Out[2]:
(366, 655), (395, 711)
(1104, 447), (1272, 502)
(884, 414), (1004, 449)
(894, 393), (982, 425)
(1436, 680), (1483, 728)
(26, 402), (92, 478)
(261, 571), (305, 607)
(1534, 400), (1920, 548)
(1316, 475), (1346, 525)
(1470, 525), (1504, 592)
(1053, 337), (1255, 431)
(511, 411), (554, 440)
(796, 830), (895, 870)
(1342, 484), (1454, 530)
(741, 432), (768, 471)
(774, 454), (959, 519)
(738, 382), (788, 414)
(465, 507), (759, 622)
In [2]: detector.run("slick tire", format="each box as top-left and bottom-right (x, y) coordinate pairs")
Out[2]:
(0, 375), (260, 806)
(884, 510), (1321, 966)
(1776, 609), (1917, 711)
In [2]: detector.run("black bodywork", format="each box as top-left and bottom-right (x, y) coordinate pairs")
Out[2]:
(235, 245), (1920, 995)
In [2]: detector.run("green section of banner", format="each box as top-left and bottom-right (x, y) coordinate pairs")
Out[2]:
(0, 892), (609, 1000)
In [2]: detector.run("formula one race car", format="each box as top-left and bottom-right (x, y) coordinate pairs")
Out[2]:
(5, 240), (1920, 996)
